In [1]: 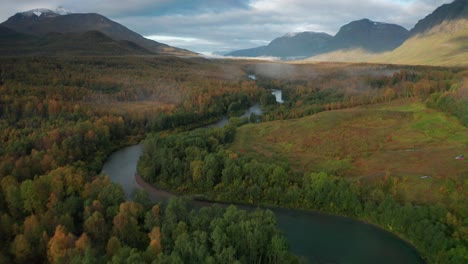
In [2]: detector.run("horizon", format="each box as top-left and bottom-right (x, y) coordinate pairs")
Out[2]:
(0, 0), (454, 54)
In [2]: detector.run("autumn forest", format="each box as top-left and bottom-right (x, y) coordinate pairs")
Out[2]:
(0, 56), (467, 263)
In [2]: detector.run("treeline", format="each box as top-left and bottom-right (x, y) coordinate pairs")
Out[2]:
(0, 57), (262, 111)
(426, 73), (468, 127)
(150, 91), (259, 131)
(252, 66), (463, 121)
(139, 126), (467, 263)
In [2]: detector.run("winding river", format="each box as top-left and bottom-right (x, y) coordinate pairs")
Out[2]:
(102, 103), (424, 264)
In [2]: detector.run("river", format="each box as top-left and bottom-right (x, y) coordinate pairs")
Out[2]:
(101, 104), (424, 264)
(271, 89), (284, 104)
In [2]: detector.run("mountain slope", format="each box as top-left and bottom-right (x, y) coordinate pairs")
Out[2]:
(226, 32), (332, 59)
(375, 19), (468, 66)
(410, 0), (468, 35)
(308, 20), (467, 67)
(0, 25), (32, 41)
(264, 32), (332, 58)
(380, 0), (468, 66)
(1, 9), (194, 56)
(0, 28), (155, 56)
(0, 26), (36, 54)
(307, 0), (468, 66)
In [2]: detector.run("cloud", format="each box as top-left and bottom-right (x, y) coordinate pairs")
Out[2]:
(146, 35), (224, 53)
(0, 0), (454, 53)
(116, 0), (453, 52)
(64, 0), (251, 17)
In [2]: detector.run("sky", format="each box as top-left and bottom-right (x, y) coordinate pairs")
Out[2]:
(0, 0), (453, 54)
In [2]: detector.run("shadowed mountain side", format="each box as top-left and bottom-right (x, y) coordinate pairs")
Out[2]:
(325, 19), (409, 53)
(265, 32), (332, 58)
(0, 25), (35, 45)
(227, 32), (332, 59)
(0, 29), (156, 56)
(227, 19), (407, 59)
(1, 10), (195, 56)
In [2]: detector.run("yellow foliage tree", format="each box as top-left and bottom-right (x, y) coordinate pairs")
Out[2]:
(47, 225), (75, 263)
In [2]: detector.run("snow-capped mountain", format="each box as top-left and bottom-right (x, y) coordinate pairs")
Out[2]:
(0, 8), (195, 56)
(20, 8), (71, 18)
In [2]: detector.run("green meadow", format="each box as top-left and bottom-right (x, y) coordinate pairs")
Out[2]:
(232, 99), (468, 205)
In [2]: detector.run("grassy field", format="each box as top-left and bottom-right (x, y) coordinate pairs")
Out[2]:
(232, 99), (468, 204)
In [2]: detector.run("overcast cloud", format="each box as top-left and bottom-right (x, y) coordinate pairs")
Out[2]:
(0, 0), (453, 54)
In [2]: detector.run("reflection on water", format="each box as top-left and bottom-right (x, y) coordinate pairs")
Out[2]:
(101, 144), (143, 199)
(272, 89), (284, 103)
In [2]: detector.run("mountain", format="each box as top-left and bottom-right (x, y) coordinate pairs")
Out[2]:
(265, 32), (333, 58)
(227, 46), (267, 57)
(372, 0), (468, 67)
(410, 0), (468, 35)
(227, 19), (407, 59)
(226, 32), (332, 59)
(0, 25), (31, 40)
(325, 19), (409, 53)
(0, 26), (35, 54)
(0, 8), (195, 56)
(308, 0), (468, 67)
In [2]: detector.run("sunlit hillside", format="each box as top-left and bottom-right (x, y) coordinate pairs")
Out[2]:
(376, 19), (468, 66)
(308, 19), (468, 67)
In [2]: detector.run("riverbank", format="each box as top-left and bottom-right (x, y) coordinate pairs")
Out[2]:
(135, 168), (426, 263)
(135, 173), (176, 200)
(104, 142), (425, 263)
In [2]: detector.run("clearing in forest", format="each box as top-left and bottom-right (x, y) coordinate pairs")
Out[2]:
(232, 99), (468, 204)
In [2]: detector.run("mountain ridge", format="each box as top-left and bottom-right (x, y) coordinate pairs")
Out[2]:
(226, 31), (333, 59)
(227, 18), (409, 58)
(325, 18), (409, 53)
(410, 0), (468, 35)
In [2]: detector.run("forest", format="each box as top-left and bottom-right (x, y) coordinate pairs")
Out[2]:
(0, 56), (467, 263)
(138, 63), (468, 263)
(0, 56), (294, 263)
